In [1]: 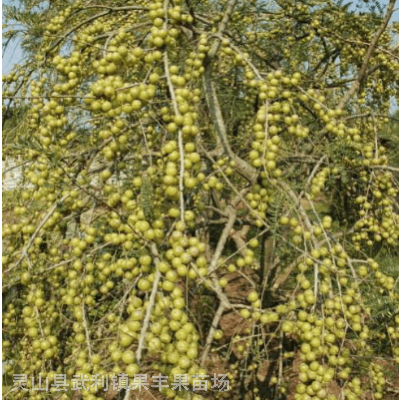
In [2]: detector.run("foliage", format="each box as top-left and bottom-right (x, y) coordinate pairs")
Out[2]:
(2, 0), (399, 400)
(380, 110), (399, 168)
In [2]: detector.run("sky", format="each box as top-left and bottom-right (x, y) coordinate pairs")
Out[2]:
(2, 0), (25, 74)
(3, 42), (23, 74)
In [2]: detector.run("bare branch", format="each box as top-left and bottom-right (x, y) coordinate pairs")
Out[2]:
(200, 303), (225, 366)
(136, 244), (163, 365)
(163, 51), (185, 222)
(82, 303), (92, 358)
(207, 205), (237, 275)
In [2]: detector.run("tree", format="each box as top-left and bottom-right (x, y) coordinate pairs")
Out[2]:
(2, 0), (399, 399)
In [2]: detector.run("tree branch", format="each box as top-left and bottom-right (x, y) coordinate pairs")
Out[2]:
(47, 11), (110, 53)
(207, 205), (237, 275)
(136, 244), (162, 365)
(163, 51), (185, 222)
(337, 0), (396, 109)
(201, 0), (258, 183)
(6, 194), (69, 273)
(203, 70), (258, 183)
(200, 303), (225, 366)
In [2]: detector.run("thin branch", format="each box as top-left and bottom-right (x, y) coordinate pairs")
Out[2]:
(82, 303), (92, 358)
(136, 271), (161, 364)
(2, 159), (31, 174)
(47, 11), (110, 52)
(201, 0), (258, 183)
(5, 194), (69, 273)
(205, 0), (238, 62)
(230, 225), (251, 257)
(93, 22), (151, 41)
(45, 258), (75, 272)
(3, 95), (94, 100)
(368, 165), (399, 172)
(203, 70), (258, 183)
(200, 303), (225, 366)
(163, 51), (185, 222)
(76, 5), (147, 12)
(305, 155), (327, 190)
(207, 205), (237, 275)
(35, 307), (44, 338)
(136, 244), (162, 365)
(276, 182), (319, 295)
(337, 0), (396, 109)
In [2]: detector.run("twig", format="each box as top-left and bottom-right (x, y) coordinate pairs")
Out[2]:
(47, 11), (110, 52)
(136, 270), (161, 365)
(2, 159), (31, 174)
(6, 194), (69, 273)
(230, 225), (250, 257)
(305, 155), (327, 189)
(75, 5), (147, 12)
(93, 22), (151, 41)
(207, 206), (237, 275)
(368, 165), (399, 172)
(3, 95), (94, 100)
(45, 258), (75, 271)
(197, 142), (263, 228)
(82, 303), (92, 358)
(337, 0), (396, 109)
(203, 69), (257, 183)
(136, 243), (163, 365)
(200, 303), (225, 366)
(371, 113), (379, 160)
(35, 307), (44, 338)
(277, 330), (283, 388)
(205, 0), (238, 62)
(276, 182), (320, 295)
(163, 51), (185, 221)
(191, 262), (230, 308)
(201, 0), (258, 183)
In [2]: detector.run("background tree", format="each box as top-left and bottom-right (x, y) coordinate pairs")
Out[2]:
(2, 0), (399, 399)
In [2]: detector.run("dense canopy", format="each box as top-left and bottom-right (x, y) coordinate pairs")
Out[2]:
(2, 0), (399, 399)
